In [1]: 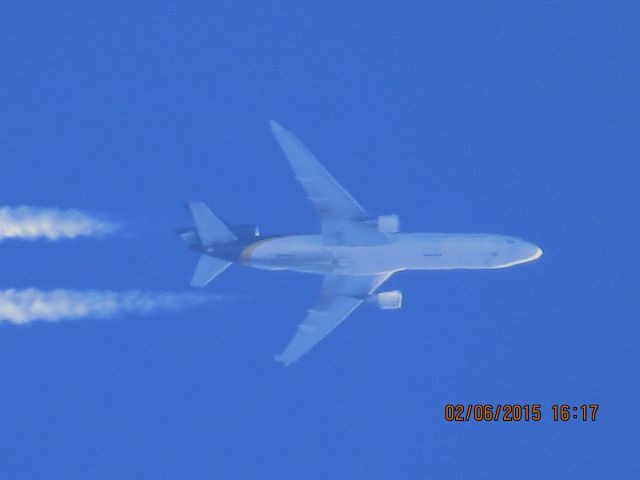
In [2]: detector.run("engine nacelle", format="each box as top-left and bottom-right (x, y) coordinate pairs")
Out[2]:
(373, 290), (403, 310)
(228, 224), (260, 238)
(377, 214), (400, 233)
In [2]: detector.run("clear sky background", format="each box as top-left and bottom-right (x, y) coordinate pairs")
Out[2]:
(1, 1), (638, 478)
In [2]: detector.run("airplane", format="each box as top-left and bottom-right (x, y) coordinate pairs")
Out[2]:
(178, 121), (543, 366)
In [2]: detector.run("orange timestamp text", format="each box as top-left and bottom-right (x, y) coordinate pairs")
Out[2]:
(444, 404), (599, 422)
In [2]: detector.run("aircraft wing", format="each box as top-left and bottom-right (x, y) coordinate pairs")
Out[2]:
(270, 120), (387, 245)
(274, 272), (393, 366)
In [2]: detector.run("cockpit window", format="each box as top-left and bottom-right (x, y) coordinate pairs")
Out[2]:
(506, 239), (515, 244)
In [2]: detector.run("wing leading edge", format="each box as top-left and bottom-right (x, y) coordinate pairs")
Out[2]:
(274, 272), (394, 366)
(270, 120), (387, 246)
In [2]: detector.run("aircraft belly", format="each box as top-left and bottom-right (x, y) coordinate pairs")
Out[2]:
(241, 236), (403, 275)
(240, 233), (502, 274)
(241, 236), (334, 274)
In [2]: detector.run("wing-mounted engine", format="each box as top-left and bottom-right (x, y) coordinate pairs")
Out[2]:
(369, 290), (403, 310)
(375, 214), (400, 233)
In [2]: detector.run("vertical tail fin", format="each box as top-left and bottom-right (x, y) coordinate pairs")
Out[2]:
(186, 201), (237, 245)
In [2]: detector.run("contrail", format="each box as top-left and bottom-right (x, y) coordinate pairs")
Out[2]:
(0, 206), (120, 240)
(0, 288), (216, 325)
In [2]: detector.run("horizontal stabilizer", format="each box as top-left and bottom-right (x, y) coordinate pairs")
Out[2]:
(187, 201), (237, 246)
(191, 255), (231, 287)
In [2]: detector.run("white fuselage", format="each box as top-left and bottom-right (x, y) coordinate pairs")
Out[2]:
(240, 233), (543, 275)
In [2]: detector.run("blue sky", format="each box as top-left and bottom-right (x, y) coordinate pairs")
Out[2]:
(1, 1), (638, 478)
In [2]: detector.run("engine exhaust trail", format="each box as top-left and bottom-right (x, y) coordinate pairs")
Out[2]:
(0, 288), (218, 324)
(0, 206), (120, 241)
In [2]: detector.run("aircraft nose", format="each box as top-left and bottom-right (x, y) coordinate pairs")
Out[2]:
(528, 244), (543, 262)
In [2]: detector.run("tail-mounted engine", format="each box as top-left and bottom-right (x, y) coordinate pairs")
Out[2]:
(177, 223), (259, 245)
(369, 290), (403, 310)
(176, 227), (199, 244)
(228, 224), (260, 238)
